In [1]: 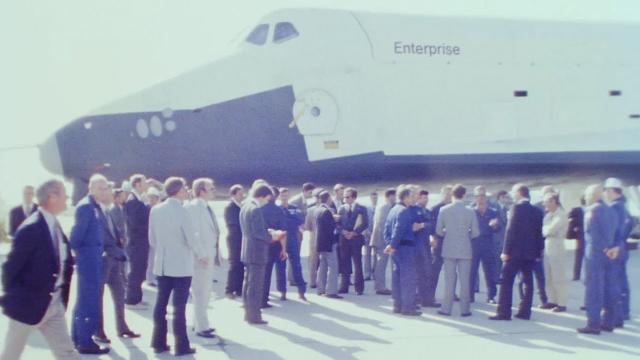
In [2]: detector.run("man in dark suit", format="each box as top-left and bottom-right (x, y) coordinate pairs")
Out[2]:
(69, 175), (111, 354)
(261, 187), (287, 306)
(0, 180), (79, 359)
(224, 185), (245, 299)
(567, 196), (586, 281)
(240, 184), (282, 325)
(316, 191), (342, 298)
(337, 188), (369, 295)
(8, 185), (38, 237)
(123, 174), (150, 308)
(94, 185), (140, 344)
(490, 184), (544, 321)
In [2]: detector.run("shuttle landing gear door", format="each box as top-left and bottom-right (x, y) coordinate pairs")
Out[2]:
(290, 89), (338, 136)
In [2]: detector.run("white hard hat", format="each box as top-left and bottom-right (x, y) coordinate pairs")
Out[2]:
(604, 177), (624, 189)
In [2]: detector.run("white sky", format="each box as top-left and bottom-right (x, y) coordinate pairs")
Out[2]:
(0, 0), (639, 207)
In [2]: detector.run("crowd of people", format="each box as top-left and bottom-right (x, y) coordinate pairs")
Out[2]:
(0, 174), (634, 358)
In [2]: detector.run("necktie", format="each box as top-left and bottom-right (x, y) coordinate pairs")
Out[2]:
(106, 212), (116, 238)
(52, 221), (61, 269)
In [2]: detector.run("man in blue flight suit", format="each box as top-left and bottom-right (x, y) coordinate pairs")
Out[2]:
(471, 186), (500, 304)
(279, 188), (308, 301)
(69, 174), (111, 354)
(384, 185), (421, 316)
(262, 187), (287, 306)
(604, 178), (632, 326)
(577, 184), (620, 334)
(411, 189), (435, 307)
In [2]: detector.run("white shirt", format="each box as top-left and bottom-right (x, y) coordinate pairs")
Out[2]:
(40, 208), (66, 289)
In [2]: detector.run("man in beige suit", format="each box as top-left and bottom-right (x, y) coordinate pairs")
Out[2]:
(541, 192), (569, 312)
(436, 184), (480, 317)
(185, 178), (220, 338)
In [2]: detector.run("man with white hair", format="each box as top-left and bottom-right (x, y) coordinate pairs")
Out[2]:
(1, 180), (80, 359)
(604, 177), (632, 326)
(69, 174), (111, 354)
(577, 184), (619, 334)
(185, 178), (220, 338)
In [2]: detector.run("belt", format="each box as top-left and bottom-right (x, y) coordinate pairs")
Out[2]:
(398, 240), (415, 247)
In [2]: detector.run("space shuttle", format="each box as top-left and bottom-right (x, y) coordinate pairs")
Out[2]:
(39, 8), (640, 201)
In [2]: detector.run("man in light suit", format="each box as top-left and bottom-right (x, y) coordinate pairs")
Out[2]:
(8, 185), (38, 238)
(1, 180), (79, 360)
(436, 184), (480, 317)
(149, 177), (208, 356)
(185, 178), (220, 339)
(371, 188), (396, 295)
(288, 182), (315, 286)
(304, 189), (324, 289)
(363, 191), (378, 281)
(337, 188), (369, 295)
(69, 174), (111, 354)
(94, 184), (139, 344)
(240, 184), (282, 325)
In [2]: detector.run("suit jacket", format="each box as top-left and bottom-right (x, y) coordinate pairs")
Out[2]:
(315, 204), (336, 252)
(584, 200), (617, 261)
(566, 206), (584, 240)
(101, 207), (126, 261)
(1, 211), (74, 325)
(290, 193), (308, 216)
(185, 198), (220, 262)
(124, 193), (150, 249)
(108, 204), (127, 244)
(69, 195), (105, 252)
(240, 199), (271, 265)
(370, 202), (394, 248)
(149, 198), (205, 277)
(436, 201), (480, 260)
(337, 203), (369, 243)
(8, 204), (38, 237)
(503, 200), (545, 261)
(224, 200), (242, 260)
(543, 207), (568, 256)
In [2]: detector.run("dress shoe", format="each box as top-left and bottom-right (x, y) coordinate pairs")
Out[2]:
(454, 294), (460, 302)
(552, 306), (567, 313)
(364, 276), (372, 281)
(486, 298), (497, 305)
(393, 308), (401, 314)
(280, 293), (287, 301)
(580, 305), (586, 311)
(289, 282), (298, 286)
(146, 281), (157, 287)
(539, 302), (557, 310)
(196, 331), (216, 339)
(92, 334), (111, 344)
(204, 328), (216, 333)
(437, 310), (451, 316)
(153, 346), (170, 354)
(402, 311), (422, 316)
(376, 289), (392, 295)
(514, 313), (531, 320)
(247, 319), (268, 325)
(118, 330), (141, 338)
(77, 346), (110, 355)
(261, 303), (273, 309)
(317, 291), (326, 296)
(225, 293), (236, 300)
(614, 322), (624, 329)
(577, 327), (601, 335)
(488, 315), (511, 321)
(325, 294), (343, 299)
(298, 293), (308, 301)
(310, 285), (318, 289)
(421, 301), (441, 308)
(338, 289), (348, 294)
(356, 291), (363, 296)
(601, 326), (614, 332)
(461, 312), (472, 317)
(175, 347), (197, 356)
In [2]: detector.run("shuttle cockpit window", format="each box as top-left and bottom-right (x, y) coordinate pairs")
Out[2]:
(273, 22), (299, 43)
(246, 24), (269, 45)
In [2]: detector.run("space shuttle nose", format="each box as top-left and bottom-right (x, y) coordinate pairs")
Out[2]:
(40, 134), (64, 176)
